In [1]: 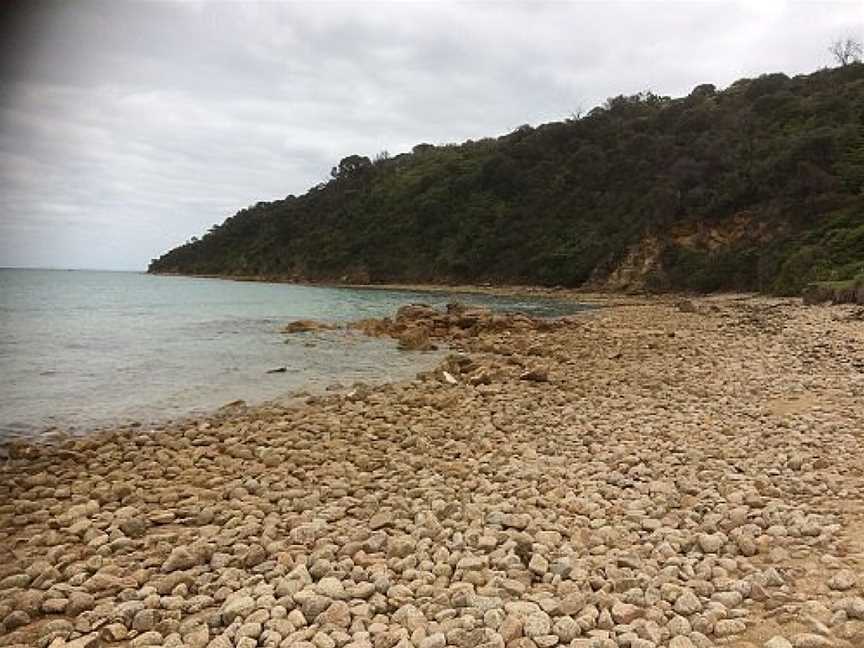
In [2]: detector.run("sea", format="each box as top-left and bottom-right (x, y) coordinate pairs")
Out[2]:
(0, 269), (585, 439)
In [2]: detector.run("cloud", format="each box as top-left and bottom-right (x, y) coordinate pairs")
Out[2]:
(0, 0), (861, 269)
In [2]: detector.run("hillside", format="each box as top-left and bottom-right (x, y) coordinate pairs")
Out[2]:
(148, 64), (864, 295)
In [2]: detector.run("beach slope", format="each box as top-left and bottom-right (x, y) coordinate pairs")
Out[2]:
(2, 295), (864, 647)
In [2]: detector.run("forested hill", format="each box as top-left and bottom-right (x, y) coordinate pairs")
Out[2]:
(149, 64), (864, 294)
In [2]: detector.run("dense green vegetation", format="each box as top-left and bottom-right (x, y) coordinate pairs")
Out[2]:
(149, 64), (864, 294)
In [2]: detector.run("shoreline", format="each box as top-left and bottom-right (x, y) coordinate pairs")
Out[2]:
(2, 295), (864, 647)
(0, 369), (441, 456)
(146, 270), (652, 305)
(0, 341), (452, 453)
(0, 286), (591, 447)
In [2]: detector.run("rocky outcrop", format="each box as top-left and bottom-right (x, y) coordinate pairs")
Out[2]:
(352, 302), (563, 351)
(396, 327), (436, 351)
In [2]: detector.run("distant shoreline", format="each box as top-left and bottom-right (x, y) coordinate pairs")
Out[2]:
(146, 270), (652, 306)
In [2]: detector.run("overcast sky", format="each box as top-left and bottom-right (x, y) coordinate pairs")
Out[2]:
(0, 1), (861, 270)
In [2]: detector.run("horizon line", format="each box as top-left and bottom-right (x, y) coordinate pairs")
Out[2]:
(0, 266), (145, 273)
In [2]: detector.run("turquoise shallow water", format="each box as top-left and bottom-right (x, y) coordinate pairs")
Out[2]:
(0, 269), (585, 438)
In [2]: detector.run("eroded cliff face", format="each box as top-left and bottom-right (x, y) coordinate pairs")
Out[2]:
(592, 235), (664, 293)
(594, 213), (783, 292)
(668, 211), (777, 248)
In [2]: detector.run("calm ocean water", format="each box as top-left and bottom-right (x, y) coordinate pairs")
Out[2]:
(0, 269), (583, 438)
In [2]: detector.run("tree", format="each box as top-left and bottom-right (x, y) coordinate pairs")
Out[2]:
(568, 105), (584, 121)
(330, 154), (372, 180)
(690, 83), (716, 98)
(149, 63), (864, 295)
(829, 37), (863, 67)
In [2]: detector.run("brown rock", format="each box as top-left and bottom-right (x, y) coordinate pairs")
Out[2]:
(4, 609), (30, 630)
(397, 327), (435, 351)
(520, 367), (548, 382)
(66, 591), (95, 615)
(283, 319), (337, 334)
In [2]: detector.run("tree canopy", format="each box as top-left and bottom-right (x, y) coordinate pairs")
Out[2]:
(150, 63), (864, 295)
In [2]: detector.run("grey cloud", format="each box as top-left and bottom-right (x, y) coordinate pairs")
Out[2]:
(1, 0), (862, 270)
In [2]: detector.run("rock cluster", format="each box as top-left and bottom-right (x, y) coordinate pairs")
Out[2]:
(351, 303), (564, 351)
(1, 295), (863, 648)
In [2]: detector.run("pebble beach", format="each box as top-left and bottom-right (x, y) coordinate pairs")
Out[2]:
(1, 294), (863, 648)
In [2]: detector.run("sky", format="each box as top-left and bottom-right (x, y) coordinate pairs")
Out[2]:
(0, 1), (861, 271)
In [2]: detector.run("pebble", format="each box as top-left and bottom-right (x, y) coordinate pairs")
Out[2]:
(790, 633), (835, 648)
(1, 297), (863, 648)
(765, 637), (793, 648)
(828, 569), (857, 591)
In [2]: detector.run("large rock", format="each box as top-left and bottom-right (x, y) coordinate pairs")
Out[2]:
(162, 546), (200, 572)
(66, 591), (95, 615)
(674, 590), (702, 615)
(790, 634), (834, 648)
(319, 601), (351, 627)
(284, 320), (337, 334)
(83, 571), (136, 595)
(119, 516), (148, 538)
(765, 638), (793, 648)
(315, 577), (347, 599)
(523, 612), (551, 637)
(828, 569), (857, 591)
(520, 367), (548, 382)
(221, 595), (256, 624)
(397, 327), (435, 351)
(65, 634), (100, 648)
(845, 597), (864, 619)
(130, 631), (163, 647)
(611, 601), (641, 624)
